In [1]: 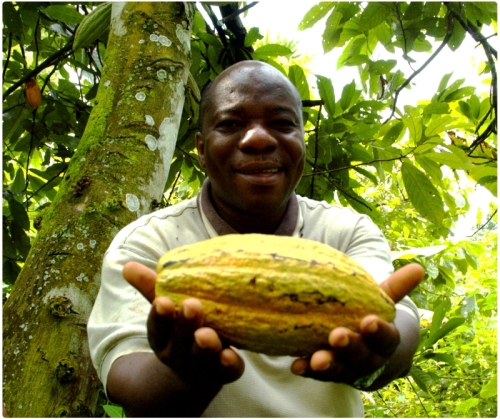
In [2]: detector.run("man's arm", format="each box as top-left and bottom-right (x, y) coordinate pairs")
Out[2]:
(108, 352), (221, 417)
(106, 263), (244, 417)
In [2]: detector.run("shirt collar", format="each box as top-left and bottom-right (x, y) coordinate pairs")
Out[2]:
(199, 179), (299, 237)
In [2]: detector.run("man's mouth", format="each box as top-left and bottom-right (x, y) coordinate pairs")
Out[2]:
(240, 168), (280, 174)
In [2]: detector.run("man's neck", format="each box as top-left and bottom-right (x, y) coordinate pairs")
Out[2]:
(199, 179), (299, 236)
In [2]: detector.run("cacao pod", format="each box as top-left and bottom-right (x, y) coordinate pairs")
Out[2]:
(73, 2), (111, 51)
(24, 79), (41, 109)
(156, 234), (395, 357)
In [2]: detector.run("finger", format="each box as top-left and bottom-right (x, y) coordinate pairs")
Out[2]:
(193, 327), (223, 355)
(291, 352), (352, 383)
(123, 261), (157, 302)
(164, 298), (204, 367)
(218, 348), (245, 384)
(379, 263), (425, 303)
(328, 327), (387, 366)
(147, 296), (176, 354)
(359, 315), (400, 357)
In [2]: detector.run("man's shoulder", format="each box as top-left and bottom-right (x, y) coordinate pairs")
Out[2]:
(110, 196), (201, 246)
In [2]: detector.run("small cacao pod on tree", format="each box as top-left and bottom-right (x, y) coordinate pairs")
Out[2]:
(24, 79), (41, 109)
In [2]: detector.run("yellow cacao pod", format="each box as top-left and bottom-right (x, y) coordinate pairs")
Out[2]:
(156, 234), (395, 357)
(24, 79), (41, 109)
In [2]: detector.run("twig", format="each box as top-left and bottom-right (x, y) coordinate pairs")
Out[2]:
(303, 150), (412, 177)
(3, 36), (74, 99)
(201, 3), (228, 49)
(406, 377), (430, 416)
(218, 2), (258, 24)
(302, 99), (324, 107)
(309, 103), (322, 198)
(468, 209), (497, 237)
(383, 12), (454, 123)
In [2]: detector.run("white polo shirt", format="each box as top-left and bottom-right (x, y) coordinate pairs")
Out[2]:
(87, 181), (418, 417)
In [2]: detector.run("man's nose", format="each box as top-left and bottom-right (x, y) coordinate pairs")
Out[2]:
(239, 124), (278, 153)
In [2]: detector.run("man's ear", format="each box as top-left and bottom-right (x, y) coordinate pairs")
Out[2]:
(195, 132), (206, 168)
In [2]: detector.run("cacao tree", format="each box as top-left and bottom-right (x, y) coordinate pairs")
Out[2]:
(3, 2), (497, 417)
(3, 2), (193, 416)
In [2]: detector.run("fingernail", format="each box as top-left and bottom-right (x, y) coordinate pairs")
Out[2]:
(220, 350), (232, 367)
(183, 304), (195, 319)
(336, 335), (349, 347)
(367, 321), (378, 334)
(292, 359), (308, 375)
(315, 361), (331, 371)
(155, 301), (167, 315)
(292, 363), (307, 375)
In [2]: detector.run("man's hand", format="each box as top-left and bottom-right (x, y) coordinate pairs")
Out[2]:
(122, 262), (245, 385)
(290, 263), (425, 389)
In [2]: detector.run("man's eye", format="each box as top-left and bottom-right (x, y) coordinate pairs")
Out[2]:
(272, 120), (296, 130)
(216, 120), (241, 130)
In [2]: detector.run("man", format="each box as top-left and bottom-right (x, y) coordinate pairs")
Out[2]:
(88, 60), (424, 417)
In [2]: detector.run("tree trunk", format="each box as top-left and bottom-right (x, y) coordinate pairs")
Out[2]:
(2, 2), (193, 416)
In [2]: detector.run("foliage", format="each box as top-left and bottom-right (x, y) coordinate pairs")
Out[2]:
(2, 1), (497, 417)
(364, 229), (497, 417)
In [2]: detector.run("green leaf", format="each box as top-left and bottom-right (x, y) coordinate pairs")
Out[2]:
(443, 86), (476, 102)
(8, 200), (30, 231)
(401, 162), (444, 225)
(252, 44), (292, 58)
(9, 220), (31, 258)
(403, 2), (423, 20)
(455, 398), (479, 413)
(322, 8), (344, 53)
(424, 115), (458, 137)
(244, 27), (263, 47)
(3, 260), (21, 286)
(316, 75), (335, 117)
(430, 298), (450, 336)
(437, 72), (453, 93)
(359, 3), (388, 32)
(424, 146), (472, 170)
(10, 168), (26, 194)
(423, 102), (450, 115)
(288, 65), (310, 100)
(102, 405), (125, 418)
(339, 80), (358, 111)
(410, 366), (433, 393)
(350, 122), (378, 140)
(480, 374), (497, 399)
(415, 155), (442, 183)
(380, 121), (404, 147)
(422, 352), (457, 366)
(298, 3), (335, 30)
(424, 317), (466, 349)
(448, 23), (466, 51)
(3, 224), (17, 260)
(58, 79), (81, 99)
(3, 2), (24, 39)
(402, 107), (422, 144)
(43, 5), (84, 25)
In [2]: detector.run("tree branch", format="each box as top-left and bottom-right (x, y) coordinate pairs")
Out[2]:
(3, 36), (74, 99)
(467, 209), (497, 237)
(303, 151), (412, 177)
(218, 2), (258, 24)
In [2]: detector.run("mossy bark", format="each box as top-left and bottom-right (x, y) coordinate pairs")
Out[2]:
(3, 3), (193, 416)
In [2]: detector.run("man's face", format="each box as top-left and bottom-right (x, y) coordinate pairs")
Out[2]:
(196, 64), (305, 217)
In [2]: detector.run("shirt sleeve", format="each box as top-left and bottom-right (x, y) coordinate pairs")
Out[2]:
(344, 214), (420, 321)
(87, 223), (162, 392)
